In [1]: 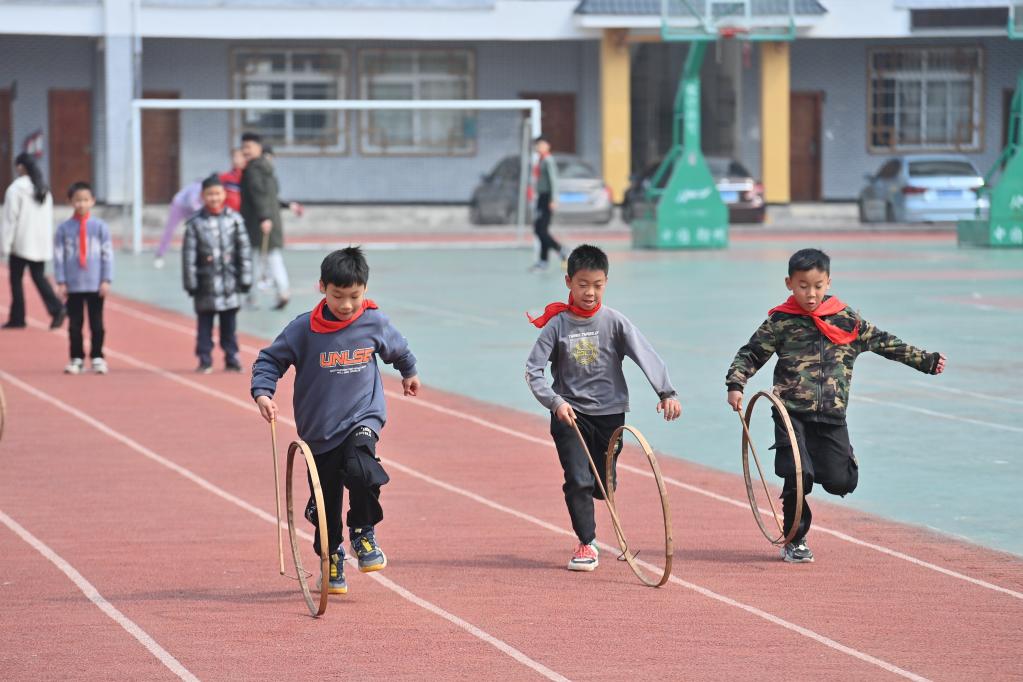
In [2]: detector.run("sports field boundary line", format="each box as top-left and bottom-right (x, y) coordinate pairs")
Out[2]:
(94, 298), (1023, 601)
(0, 362), (930, 681)
(0, 509), (199, 682)
(0, 369), (570, 682)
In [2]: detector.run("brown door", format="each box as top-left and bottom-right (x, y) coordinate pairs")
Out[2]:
(0, 89), (11, 193)
(143, 91), (180, 203)
(49, 90), (92, 204)
(520, 92), (576, 153)
(790, 91), (823, 201)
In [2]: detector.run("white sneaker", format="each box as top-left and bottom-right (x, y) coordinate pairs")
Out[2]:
(64, 358), (84, 375)
(153, 257), (165, 269)
(567, 540), (599, 572)
(91, 358), (109, 375)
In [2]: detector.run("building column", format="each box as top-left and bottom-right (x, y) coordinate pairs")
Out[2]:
(600, 28), (631, 203)
(101, 0), (136, 205)
(759, 41), (790, 204)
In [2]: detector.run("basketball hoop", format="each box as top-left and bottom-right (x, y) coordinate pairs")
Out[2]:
(718, 26), (749, 40)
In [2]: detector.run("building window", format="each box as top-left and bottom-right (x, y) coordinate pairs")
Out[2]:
(868, 47), (983, 152)
(358, 49), (476, 155)
(232, 49), (348, 153)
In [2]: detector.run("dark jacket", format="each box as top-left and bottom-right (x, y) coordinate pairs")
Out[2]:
(240, 156), (283, 250)
(182, 207), (253, 313)
(251, 307), (418, 455)
(726, 299), (940, 424)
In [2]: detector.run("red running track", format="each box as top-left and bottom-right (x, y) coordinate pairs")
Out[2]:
(1, 290), (1021, 681)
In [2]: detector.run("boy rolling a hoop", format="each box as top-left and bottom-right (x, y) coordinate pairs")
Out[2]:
(526, 244), (681, 572)
(251, 247), (420, 594)
(726, 248), (946, 563)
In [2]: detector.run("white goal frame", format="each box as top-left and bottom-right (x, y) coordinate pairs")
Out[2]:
(130, 98), (543, 254)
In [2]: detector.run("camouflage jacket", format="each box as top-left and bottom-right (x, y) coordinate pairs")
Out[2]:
(726, 301), (940, 424)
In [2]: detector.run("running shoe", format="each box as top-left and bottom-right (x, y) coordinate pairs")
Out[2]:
(64, 358), (84, 375)
(567, 540), (599, 571)
(321, 550), (348, 595)
(91, 358), (109, 375)
(350, 527), (387, 573)
(781, 538), (814, 563)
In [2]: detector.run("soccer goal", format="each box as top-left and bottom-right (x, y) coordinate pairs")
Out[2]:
(129, 98), (542, 254)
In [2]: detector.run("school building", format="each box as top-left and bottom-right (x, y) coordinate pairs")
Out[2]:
(0, 0), (1020, 206)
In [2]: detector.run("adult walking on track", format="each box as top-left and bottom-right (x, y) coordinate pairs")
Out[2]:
(240, 132), (290, 311)
(1, 153), (65, 330)
(528, 136), (567, 273)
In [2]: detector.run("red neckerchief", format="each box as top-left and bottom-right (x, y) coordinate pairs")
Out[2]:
(769, 295), (859, 345)
(527, 295), (601, 328)
(310, 298), (378, 334)
(77, 213), (89, 268)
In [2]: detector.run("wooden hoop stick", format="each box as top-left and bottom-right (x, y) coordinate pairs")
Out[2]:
(739, 391), (803, 546)
(285, 440), (330, 617)
(269, 420), (285, 575)
(571, 421), (673, 587)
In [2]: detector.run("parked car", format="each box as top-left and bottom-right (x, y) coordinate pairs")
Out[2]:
(621, 156), (766, 224)
(469, 154), (614, 225)
(858, 154), (988, 223)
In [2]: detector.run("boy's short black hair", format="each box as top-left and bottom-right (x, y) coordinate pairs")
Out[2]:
(201, 173), (223, 190)
(67, 181), (92, 200)
(320, 247), (369, 288)
(533, 136), (549, 145)
(788, 248), (830, 276)
(241, 131), (262, 144)
(567, 244), (609, 277)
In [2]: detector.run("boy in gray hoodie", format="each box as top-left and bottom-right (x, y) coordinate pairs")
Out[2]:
(526, 244), (681, 571)
(252, 247), (420, 595)
(53, 182), (113, 375)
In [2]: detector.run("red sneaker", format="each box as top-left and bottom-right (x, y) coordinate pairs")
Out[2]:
(567, 541), (599, 572)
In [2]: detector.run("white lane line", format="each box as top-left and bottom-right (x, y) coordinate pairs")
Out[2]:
(0, 510), (199, 682)
(856, 395), (1023, 434)
(908, 380), (1023, 408)
(1, 357), (930, 681)
(98, 300), (1023, 600)
(0, 370), (569, 682)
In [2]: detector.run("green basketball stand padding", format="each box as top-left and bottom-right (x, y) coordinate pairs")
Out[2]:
(633, 0), (795, 250)
(958, 5), (1023, 248)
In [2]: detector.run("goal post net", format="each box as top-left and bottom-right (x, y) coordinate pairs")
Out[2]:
(129, 99), (541, 254)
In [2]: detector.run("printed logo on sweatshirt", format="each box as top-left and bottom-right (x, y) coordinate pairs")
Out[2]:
(320, 348), (374, 375)
(568, 331), (599, 366)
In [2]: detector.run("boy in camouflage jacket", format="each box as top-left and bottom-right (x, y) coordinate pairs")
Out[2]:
(726, 248), (946, 563)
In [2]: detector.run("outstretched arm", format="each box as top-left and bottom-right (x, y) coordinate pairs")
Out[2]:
(620, 319), (681, 421)
(857, 317), (943, 374)
(725, 318), (777, 411)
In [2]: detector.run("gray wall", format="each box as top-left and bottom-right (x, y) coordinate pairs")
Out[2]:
(0, 35), (97, 198)
(142, 38), (602, 203)
(740, 36), (1023, 200)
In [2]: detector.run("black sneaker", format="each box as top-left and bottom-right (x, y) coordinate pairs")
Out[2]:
(781, 538), (815, 563)
(195, 362), (213, 374)
(350, 527), (387, 573)
(1, 321), (26, 329)
(224, 358), (243, 373)
(50, 308), (66, 329)
(321, 549), (348, 595)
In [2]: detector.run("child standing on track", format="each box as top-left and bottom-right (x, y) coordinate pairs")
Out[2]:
(526, 244), (681, 571)
(53, 182), (113, 375)
(726, 248), (946, 563)
(251, 246), (420, 595)
(182, 175), (252, 374)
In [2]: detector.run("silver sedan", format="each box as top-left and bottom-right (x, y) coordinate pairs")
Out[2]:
(859, 154), (988, 223)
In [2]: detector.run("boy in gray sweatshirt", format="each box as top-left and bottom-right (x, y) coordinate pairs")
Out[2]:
(252, 247), (420, 595)
(53, 182), (113, 375)
(525, 244), (681, 571)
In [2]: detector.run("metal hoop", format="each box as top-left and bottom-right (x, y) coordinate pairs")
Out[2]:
(739, 391), (803, 546)
(285, 440), (330, 617)
(573, 422), (673, 587)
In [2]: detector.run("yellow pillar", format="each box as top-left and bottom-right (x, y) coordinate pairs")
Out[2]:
(760, 42), (790, 204)
(600, 29), (631, 203)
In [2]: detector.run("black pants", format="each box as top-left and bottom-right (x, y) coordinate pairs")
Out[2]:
(550, 411), (625, 544)
(310, 426), (389, 556)
(67, 292), (105, 360)
(772, 410), (858, 543)
(195, 308), (238, 365)
(7, 254), (62, 325)
(533, 192), (562, 264)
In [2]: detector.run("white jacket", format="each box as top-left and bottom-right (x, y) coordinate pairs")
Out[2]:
(2, 175), (54, 262)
